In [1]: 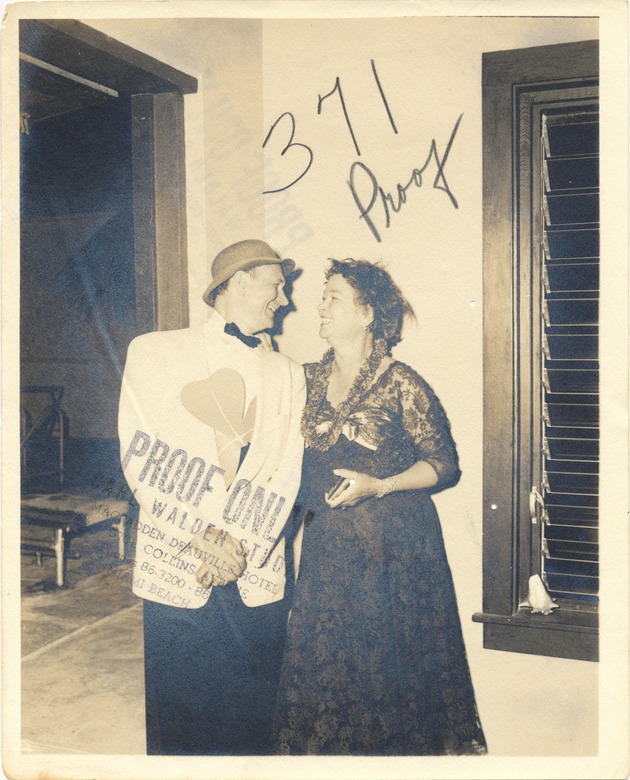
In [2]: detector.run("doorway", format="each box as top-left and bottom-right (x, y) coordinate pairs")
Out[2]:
(19, 19), (197, 491)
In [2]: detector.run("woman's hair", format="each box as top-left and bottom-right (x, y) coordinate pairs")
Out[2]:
(326, 258), (415, 351)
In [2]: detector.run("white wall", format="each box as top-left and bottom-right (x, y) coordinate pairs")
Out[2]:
(261, 16), (600, 757)
(91, 15), (600, 756)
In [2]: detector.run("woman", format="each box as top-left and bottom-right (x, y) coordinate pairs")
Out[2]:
(273, 259), (487, 756)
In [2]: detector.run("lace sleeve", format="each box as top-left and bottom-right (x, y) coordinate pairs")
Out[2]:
(394, 364), (461, 490)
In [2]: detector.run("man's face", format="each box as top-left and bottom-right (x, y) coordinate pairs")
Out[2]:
(241, 264), (289, 333)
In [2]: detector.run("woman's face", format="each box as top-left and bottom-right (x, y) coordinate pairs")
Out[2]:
(318, 274), (372, 343)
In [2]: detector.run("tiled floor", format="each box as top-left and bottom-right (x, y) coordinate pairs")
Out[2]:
(20, 524), (147, 755)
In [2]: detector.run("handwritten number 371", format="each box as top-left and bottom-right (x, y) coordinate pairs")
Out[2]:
(262, 60), (397, 195)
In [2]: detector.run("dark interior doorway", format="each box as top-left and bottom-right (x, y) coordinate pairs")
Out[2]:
(21, 72), (135, 461)
(19, 20), (197, 492)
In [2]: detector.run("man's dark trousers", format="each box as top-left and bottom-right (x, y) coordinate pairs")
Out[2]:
(143, 577), (292, 756)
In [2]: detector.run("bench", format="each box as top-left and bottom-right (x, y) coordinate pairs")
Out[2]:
(21, 493), (129, 587)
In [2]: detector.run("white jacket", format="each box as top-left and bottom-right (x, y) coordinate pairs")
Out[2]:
(118, 312), (305, 608)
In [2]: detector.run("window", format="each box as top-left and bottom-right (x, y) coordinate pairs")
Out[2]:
(474, 40), (599, 661)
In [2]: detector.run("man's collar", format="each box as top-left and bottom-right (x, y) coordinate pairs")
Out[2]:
(205, 308), (232, 344)
(206, 308), (262, 348)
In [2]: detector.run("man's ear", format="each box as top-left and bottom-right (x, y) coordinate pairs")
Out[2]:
(230, 270), (248, 296)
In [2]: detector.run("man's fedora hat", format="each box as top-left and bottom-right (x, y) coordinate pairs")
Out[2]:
(203, 239), (295, 305)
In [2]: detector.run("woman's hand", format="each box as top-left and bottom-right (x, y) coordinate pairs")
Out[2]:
(325, 468), (381, 509)
(325, 461), (439, 510)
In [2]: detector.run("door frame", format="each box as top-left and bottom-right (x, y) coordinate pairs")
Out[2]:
(20, 19), (198, 332)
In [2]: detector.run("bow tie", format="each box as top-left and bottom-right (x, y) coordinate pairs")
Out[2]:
(224, 322), (261, 349)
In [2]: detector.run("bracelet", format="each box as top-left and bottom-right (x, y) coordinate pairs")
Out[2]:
(376, 475), (397, 498)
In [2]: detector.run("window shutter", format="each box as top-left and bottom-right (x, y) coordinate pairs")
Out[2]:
(540, 110), (599, 603)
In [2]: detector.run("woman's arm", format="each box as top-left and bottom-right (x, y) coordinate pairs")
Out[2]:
(326, 364), (459, 509)
(325, 461), (438, 508)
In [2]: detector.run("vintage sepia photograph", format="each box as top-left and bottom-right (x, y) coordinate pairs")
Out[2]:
(1, 1), (628, 778)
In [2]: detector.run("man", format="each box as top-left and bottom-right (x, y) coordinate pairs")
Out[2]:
(118, 239), (305, 755)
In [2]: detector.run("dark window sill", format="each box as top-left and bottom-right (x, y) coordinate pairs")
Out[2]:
(473, 604), (598, 662)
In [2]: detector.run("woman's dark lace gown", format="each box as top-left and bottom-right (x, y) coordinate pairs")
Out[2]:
(273, 361), (487, 755)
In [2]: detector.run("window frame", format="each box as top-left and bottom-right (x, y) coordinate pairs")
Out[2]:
(473, 39), (599, 662)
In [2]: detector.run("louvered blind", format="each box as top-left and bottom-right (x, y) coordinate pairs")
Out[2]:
(540, 109), (599, 603)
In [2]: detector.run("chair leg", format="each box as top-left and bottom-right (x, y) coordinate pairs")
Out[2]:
(114, 515), (126, 560)
(54, 528), (65, 587)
